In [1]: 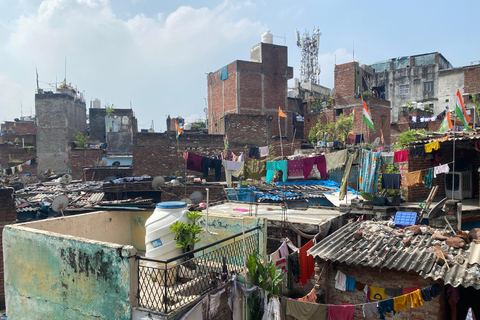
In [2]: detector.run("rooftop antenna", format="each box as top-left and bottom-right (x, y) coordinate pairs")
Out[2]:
(64, 56), (67, 83)
(353, 41), (355, 62)
(35, 68), (39, 90)
(20, 101), (23, 118)
(295, 27), (322, 84)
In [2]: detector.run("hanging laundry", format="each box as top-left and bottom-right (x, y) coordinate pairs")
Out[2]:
(345, 276), (356, 291)
(355, 281), (366, 291)
(381, 173), (401, 190)
(327, 305), (354, 320)
(355, 134), (364, 145)
(370, 286), (387, 301)
(411, 116), (417, 122)
(438, 135), (449, 142)
(424, 140), (440, 153)
(423, 168), (433, 188)
(238, 152), (245, 162)
(377, 146), (385, 152)
(262, 296), (281, 320)
(278, 242), (289, 258)
(420, 283), (443, 301)
(380, 152), (394, 165)
(394, 149), (409, 163)
(359, 150), (381, 194)
(466, 307), (476, 320)
(385, 287), (403, 297)
(393, 294), (410, 311)
(410, 145), (425, 157)
(403, 286), (421, 295)
(266, 160), (288, 183)
(203, 158), (222, 181)
(287, 159), (305, 179)
(447, 286), (460, 320)
(347, 134), (355, 145)
(186, 152), (204, 173)
(249, 146), (260, 159)
(179, 296), (206, 320)
(405, 171), (422, 186)
(409, 289), (423, 308)
(334, 270), (347, 291)
(363, 302), (380, 317)
(223, 161), (244, 187)
(378, 299), (396, 320)
(259, 146), (269, 158)
(299, 288), (317, 303)
(283, 298), (328, 320)
(325, 149), (348, 173)
(209, 288), (226, 318)
(16, 165), (22, 172)
(273, 257), (287, 274)
(231, 152), (237, 161)
(364, 285), (371, 303)
(287, 251), (301, 290)
(434, 163), (450, 178)
(298, 239), (314, 287)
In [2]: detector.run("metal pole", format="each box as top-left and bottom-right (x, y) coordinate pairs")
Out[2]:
(278, 114), (284, 158)
(452, 116), (456, 200)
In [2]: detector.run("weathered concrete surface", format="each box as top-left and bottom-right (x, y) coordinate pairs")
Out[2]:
(3, 225), (136, 319)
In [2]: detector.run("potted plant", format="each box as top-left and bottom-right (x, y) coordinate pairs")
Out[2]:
(386, 189), (401, 206)
(170, 211), (203, 264)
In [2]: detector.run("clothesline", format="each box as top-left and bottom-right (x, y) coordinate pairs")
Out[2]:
(412, 161), (455, 173)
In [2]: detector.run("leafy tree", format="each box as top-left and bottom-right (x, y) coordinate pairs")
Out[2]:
(74, 132), (89, 149)
(394, 129), (428, 150)
(105, 103), (115, 117)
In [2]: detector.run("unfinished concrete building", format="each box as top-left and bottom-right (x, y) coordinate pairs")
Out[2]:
(35, 84), (86, 175)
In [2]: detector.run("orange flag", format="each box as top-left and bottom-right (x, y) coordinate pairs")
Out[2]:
(279, 107), (287, 118)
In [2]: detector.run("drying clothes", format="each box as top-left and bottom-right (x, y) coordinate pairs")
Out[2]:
(380, 152), (394, 165)
(262, 296), (281, 320)
(179, 296), (206, 320)
(238, 152), (245, 162)
(355, 281), (365, 291)
(405, 171), (422, 186)
(283, 298), (327, 320)
(325, 149), (348, 173)
(363, 302), (380, 317)
(299, 288), (317, 303)
(364, 285), (371, 303)
(385, 287), (403, 297)
(345, 276), (356, 291)
(287, 251), (301, 290)
(409, 289), (423, 308)
(279, 242), (289, 258)
(438, 135), (449, 142)
(378, 299), (396, 320)
(424, 140), (440, 153)
(186, 152), (205, 173)
(381, 173), (401, 190)
(287, 159), (305, 179)
(410, 145), (425, 157)
(209, 288), (226, 318)
(402, 286), (421, 295)
(222, 160), (244, 187)
(259, 146), (269, 158)
(355, 134), (364, 144)
(274, 258), (287, 274)
(347, 134), (355, 145)
(393, 294), (410, 312)
(359, 150), (381, 194)
(203, 157), (222, 181)
(304, 155), (327, 179)
(394, 149), (409, 163)
(249, 146), (260, 159)
(327, 304), (354, 320)
(423, 168), (433, 188)
(244, 160), (266, 180)
(270, 250), (280, 262)
(466, 307), (476, 320)
(447, 286), (460, 320)
(266, 160), (288, 183)
(370, 286), (387, 301)
(334, 270), (347, 291)
(17, 165), (22, 172)
(420, 283), (443, 301)
(298, 239), (314, 286)
(434, 164), (450, 178)
(225, 160), (242, 171)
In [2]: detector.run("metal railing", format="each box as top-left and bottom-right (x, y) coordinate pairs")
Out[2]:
(136, 226), (261, 314)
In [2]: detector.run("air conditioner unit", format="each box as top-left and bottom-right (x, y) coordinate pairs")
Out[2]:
(445, 172), (472, 200)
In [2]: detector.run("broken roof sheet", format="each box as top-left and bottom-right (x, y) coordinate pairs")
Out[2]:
(307, 221), (480, 289)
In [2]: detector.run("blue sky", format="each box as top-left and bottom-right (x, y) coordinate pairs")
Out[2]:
(1, 0), (479, 131)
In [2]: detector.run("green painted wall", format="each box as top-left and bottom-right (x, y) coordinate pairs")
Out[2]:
(4, 226), (133, 319)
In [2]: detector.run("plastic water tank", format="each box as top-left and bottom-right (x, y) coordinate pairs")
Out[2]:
(145, 201), (189, 261)
(261, 31), (273, 44)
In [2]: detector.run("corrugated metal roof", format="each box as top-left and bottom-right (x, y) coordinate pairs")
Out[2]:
(307, 221), (480, 289)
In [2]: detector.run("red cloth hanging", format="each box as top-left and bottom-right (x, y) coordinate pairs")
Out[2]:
(298, 239), (315, 287)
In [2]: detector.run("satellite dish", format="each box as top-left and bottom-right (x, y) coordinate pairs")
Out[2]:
(189, 191), (203, 204)
(180, 198), (193, 205)
(51, 195), (69, 216)
(371, 137), (381, 148)
(152, 176), (165, 190)
(61, 174), (73, 185)
(99, 160), (107, 166)
(112, 161), (121, 166)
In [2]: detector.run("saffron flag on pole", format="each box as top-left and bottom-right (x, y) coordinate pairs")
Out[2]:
(362, 101), (375, 132)
(455, 89), (470, 131)
(279, 107), (287, 118)
(439, 110), (453, 132)
(175, 120), (182, 139)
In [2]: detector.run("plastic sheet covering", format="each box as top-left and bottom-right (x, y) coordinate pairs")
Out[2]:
(414, 53), (435, 67)
(371, 60), (390, 73)
(393, 56), (410, 70)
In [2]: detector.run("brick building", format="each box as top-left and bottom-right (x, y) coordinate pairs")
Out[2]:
(0, 188), (16, 309)
(207, 41), (294, 139)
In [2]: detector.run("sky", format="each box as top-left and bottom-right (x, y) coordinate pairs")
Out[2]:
(1, 0), (480, 132)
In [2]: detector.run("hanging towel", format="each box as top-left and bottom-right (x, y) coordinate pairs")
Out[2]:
(363, 302), (380, 317)
(249, 146), (260, 159)
(287, 159), (305, 179)
(410, 145), (425, 157)
(385, 287), (403, 297)
(359, 150), (381, 194)
(325, 149), (348, 172)
(316, 155), (327, 178)
(466, 307), (476, 320)
(434, 164), (450, 178)
(409, 289), (423, 308)
(420, 283), (443, 301)
(393, 294), (410, 312)
(284, 298), (328, 320)
(203, 158), (222, 181)
(378, 299), (396, 320)
(186, 152), (205, 173)
(425, 140), (440, 153)
(394, 149), (409, 162)
(259, 146), (269, 157)
(381, 173), (401, 190)
(238, 152), (245, 162)
(423, 168), (433, 188)
(304, 156), (318, 179)
(345, 276), (356, 291)
(405, 171), (422, 186)
(298, 239), (314, 286)
(278, 242), (289, 258)
(327, 305), (354, 320)
(334, 270), (347, 291)
(266, 160), (288, 183)
(364, 285), (371, 302)
(381, 152), (394, 165)
(370, 286), (387, 301)
(403, 286), (421, 295)
(298, 288), (317, 303)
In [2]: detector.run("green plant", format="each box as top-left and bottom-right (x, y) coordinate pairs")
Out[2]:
(362, 91), (373, 99)
(170, 211), (203, 255)
(473, 95), (480, 118)
(384, 164), (399, 174)
(424, 105), (432, 112)
(406, 101), (415, 111)
(394, 129), (428, 150)
(191, 120), (206, 130)
(108, 125), (113, 132)
(266, 145), (275, 161)
(74, 131), (89, 149)
(359, 190), (374, 200)
(105, 103), (115, 117)
(246, 251), (285, 320)
(14, 138), (20, 144)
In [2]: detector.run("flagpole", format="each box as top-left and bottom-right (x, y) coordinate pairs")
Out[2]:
(452, 113), (456, 200)
(278, 113), (284, 158)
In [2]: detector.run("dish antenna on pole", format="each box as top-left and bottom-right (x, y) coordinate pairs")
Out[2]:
(51, 195), (69, 216)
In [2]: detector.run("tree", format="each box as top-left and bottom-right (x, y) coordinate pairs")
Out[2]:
(308, 112), (353, 144)
(105, 103), (115, 118)
(394, 129), (428, 150)
(74, 132), (89, 149)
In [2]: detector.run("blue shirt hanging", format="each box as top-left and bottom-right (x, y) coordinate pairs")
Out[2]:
(221, 66), (228, 80)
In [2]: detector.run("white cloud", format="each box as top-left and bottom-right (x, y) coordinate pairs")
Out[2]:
(0, 0), (266, 130)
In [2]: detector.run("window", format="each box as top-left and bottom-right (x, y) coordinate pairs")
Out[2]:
(424, 81), (434, 92)
(335, 108), (343, 116)
(400, 85), (409, 95)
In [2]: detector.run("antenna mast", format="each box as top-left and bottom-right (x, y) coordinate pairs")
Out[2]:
(296, 27), (322, 84)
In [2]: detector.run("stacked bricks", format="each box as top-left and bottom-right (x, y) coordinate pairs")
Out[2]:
(0, 188), (16, 309)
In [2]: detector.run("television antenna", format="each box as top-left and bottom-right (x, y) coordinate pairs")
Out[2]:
(296, 27), (322, 84)
(51, 195), (69, 216)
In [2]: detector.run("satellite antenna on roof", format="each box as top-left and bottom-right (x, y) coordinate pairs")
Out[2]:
(61, 174), (73, 185)
(99, 159), (107, 166)
(189, 191), (203, 204)
(151, 176), (165, 190)
(51, 195), (69, 216)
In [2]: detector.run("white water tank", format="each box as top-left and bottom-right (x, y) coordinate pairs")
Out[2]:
(145, 201), (189, 261)
(261, 31), (273, 44)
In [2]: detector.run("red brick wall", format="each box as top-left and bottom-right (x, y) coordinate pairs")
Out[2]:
(223, 114), (270, 147)
(464, 64), (480, 94)
(316, 260), (445, 320)
(69, 149), (104, 180)
(334, 62), (357, 106)
(0, 188), (16, 308)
